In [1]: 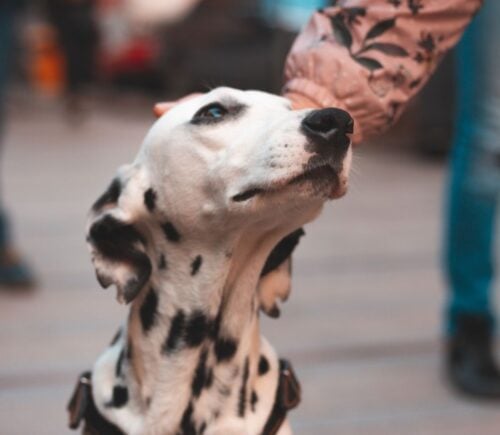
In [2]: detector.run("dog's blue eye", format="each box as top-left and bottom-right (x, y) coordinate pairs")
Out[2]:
(193, 103), (228, 123)
(206, 106), (224, 118)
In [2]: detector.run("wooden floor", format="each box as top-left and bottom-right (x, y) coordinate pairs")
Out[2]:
(0, 95), (498, 434)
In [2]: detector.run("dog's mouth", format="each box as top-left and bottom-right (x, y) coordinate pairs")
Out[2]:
(289, 164), (338, 185)
(232, 163), (346, 202)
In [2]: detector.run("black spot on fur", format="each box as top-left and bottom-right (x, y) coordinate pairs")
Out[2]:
(140, 287), (158, 334)
(258, 355), (270, 375)
(190, 255), (203, 276)
(92, 178), (121, 212)
(144, 188), (157, 212)
(158, 254), (167, 270)
(266, 304), (281, 319)
(89, 215), (152, 303)
(214, 338), (237, 363)
(123, 278), (143, 301)
(261, 228), (305, 276)
(110, 328), (121, 346)
(251, 390), (258, 412)
(112, 386), (128, 408)
(163, 310), (186, 353)
(210, 310), (222, 340)
(179, 401), (196, 435)
(89, 216), (147, 261)
(199, 421), (207, 434)
(185, 310), (209, 347)
(205, 368), (214, 389)
(96, 271), (113, 289)
(161, 222), (181, 243)
(126, 338), (133, 360)
(115, 348), (125, 377)
(192, 349), (208, 398)
(238, 357), (249, 417)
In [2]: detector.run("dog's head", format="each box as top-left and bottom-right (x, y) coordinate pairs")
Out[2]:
(87, 87), (353, 303)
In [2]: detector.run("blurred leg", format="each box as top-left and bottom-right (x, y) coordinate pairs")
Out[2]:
(0, 4), (34, 288)
(445, 1), (499, 332)
(0, 3), (15, 249)
(444, 0), (500, 398)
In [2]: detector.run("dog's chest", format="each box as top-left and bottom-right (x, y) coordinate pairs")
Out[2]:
(92, 310), (280, 434)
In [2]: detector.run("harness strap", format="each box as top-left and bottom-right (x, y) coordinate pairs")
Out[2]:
(67, 371), (124, 435)
(261, 359), (301, 435)
(68, 358), (300, 435)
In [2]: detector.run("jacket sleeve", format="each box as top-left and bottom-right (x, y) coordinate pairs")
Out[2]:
(283, 0), (483, 143)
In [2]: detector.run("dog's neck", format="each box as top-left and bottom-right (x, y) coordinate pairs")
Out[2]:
(125, 224), (282, 432)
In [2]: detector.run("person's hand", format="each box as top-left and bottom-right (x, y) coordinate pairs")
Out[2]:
(153, 93), (202, 118)
(283, 92), (321, 111)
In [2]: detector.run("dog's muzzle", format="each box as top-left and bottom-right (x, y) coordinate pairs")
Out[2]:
(232, 107), (354, 203)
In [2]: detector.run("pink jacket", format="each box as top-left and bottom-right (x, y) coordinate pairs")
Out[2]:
(283, 0), (483, 142)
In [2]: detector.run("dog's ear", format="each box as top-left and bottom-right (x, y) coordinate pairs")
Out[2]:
(260, 228), (304, 277)
(87, 170), (152, 304)
(258, 228), (305, 317)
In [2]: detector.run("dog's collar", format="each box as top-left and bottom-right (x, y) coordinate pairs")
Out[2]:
(67, 371), (124, 435)
(68, 360), (301, 435)
(261, 359), (301, 435)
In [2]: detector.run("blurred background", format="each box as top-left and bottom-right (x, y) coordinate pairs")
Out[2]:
(0, 0), (498, 434)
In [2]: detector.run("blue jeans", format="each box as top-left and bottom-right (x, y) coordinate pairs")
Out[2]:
(445, 0), (500, 333)
(0, 2), (17, 249)
(260, 0), (328, 30)
(0, 3), (14, 126)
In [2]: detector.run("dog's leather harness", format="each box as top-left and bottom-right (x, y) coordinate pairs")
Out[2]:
(68, 359), (301, 435)
(261, 359), (301, 435)
(67, 371), (124, 435)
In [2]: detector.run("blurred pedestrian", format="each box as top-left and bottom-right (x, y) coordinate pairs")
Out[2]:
(445, 0), (500, 398)
(46, 0), (99, 117)
(156, 0), (499, 398)
(0, 1), (35, 288)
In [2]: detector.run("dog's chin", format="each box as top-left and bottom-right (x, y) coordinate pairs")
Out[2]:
(232, 164), (348, 203)
(289, 164), (348, 200)
(327, 176), (348, 199)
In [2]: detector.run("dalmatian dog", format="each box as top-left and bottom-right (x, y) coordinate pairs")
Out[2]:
(68, 87), (353, 435)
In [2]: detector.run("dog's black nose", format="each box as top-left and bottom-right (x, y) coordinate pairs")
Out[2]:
(301, 108), (354, 143)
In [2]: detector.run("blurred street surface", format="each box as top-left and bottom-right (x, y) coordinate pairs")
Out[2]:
(0, 95), (498, 435)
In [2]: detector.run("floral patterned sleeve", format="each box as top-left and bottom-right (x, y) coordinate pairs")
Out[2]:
(283, 0), (483, 143)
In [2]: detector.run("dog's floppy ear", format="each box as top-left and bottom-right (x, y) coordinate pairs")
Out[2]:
(258, 228), (305, 317)
(87, 169), (152, 304)
(260, 228), (304, 277)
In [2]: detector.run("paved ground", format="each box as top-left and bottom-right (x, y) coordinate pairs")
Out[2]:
(0, 94), (498, 434)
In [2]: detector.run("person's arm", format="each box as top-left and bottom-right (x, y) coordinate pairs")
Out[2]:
(284, 0), (483, 143)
